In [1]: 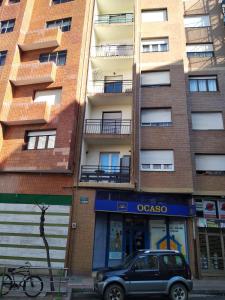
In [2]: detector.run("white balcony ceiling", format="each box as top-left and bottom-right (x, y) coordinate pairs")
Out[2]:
(94, 25), (133, 43)
(97, 0), (133, 14)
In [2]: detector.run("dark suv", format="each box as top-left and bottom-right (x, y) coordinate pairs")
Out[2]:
(94, 250), (193, 300)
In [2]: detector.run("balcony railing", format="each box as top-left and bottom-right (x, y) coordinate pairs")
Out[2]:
(91, 45), (133, 57)
(84, 119), (131, 135)
(95, 13), (134, 24)
(88, 80), (133, 94)
(80, 165), (130, 183)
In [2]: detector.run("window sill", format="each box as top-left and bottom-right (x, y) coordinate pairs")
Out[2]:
(141, 84), (171, 88)
(141, 170), (175, 172)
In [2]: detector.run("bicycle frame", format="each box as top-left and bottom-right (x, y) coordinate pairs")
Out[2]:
(8, 266), (31, 290)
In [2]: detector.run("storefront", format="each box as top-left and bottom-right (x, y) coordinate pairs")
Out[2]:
(93, 190), (195, 269)
(196, 198), (225, 277)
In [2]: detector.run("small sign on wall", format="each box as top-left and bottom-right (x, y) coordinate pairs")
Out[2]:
(80, 196), (88, 204)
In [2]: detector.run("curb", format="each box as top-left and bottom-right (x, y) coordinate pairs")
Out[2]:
(191, 290), (225, 296)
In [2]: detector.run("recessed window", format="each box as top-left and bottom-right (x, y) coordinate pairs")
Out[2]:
(141, 108), (172, 127)
(195, 154), (225, 175)
(0, 51), (7, 66)
(192, 112), (224, 130)
(8, 0), (20, 3)
(189, 76), (218, 92)
(46, 18), (72, 32)
(140, 150), (174, 171)
(141, 9), (168, 22)
(39, 50), (67, 66)
(184, 15), (210, 28)
(34, 89), (62, 105)
(0, 19), (15, 34)
(26, 130), (56, 150)
(141, 38), (169, 53)
(141, 71), (170, 87)
(186, 44), (214, 58)
(52, 0), (73, 4)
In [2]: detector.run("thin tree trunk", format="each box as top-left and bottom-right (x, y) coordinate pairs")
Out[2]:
(39, 208), (55, 292)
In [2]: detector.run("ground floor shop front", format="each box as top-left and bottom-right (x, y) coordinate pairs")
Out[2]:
(92, 190), (195, 271)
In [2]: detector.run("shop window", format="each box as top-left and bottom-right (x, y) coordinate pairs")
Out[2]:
(25, 130), (56, 150)
(46, 18), (72, 32)
(39, 50), (67, 66)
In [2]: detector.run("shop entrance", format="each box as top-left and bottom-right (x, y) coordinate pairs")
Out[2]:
(124, 216), (148, 256)
(199, 228), (225, 275)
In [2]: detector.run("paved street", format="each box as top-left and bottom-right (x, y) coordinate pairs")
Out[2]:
(72, 294), (225, 300)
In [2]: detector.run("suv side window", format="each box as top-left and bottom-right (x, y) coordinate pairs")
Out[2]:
(134, 255), (159, 270)
(162, 254), (185, 270)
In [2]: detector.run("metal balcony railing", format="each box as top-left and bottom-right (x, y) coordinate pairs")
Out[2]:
(95, 13), (134, 24)
(92, 45), (133, 57)
(80, 165), (130, 183)
(84, 119), (132, 135)
(88, 80), (133, 94)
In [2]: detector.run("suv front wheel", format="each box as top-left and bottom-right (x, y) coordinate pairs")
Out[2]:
(104, 283), (125, 300)
(169, 283), (188, 300)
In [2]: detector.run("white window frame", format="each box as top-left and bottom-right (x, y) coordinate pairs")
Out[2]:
(141, 108), (172, 127)
(26, 130), (56, 150)
(141, 38), (169, 53)
(141, 9), (168, 23)
(34, 89), (62, 105)
(141, 71), (171, 87)
(195, 154), (225, 174)
(184, 15), (210, 28)
(140, 150), (174, 172)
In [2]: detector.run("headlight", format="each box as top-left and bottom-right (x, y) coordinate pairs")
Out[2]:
(97, 272), (104, 282)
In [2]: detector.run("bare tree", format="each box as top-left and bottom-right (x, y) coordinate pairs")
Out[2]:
(38, 204), (55, 292)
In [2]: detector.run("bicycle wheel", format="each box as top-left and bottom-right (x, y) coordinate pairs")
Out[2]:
(23, 275), (43, 297)
(0, 274), (12, 295)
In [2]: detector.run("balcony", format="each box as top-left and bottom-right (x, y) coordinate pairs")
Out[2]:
(91, 45), (133, 57)
(10, 62), (56, 86)
(84, 119), (131, 135)
(20, 28), (62, 51)
(80, 165), (130, 183)
(0, 101), (51, 125)
(95, 13), (134, 24)
(88, 80), (132, 94)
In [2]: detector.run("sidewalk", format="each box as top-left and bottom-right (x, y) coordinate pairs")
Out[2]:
(69, 275), (225, 295)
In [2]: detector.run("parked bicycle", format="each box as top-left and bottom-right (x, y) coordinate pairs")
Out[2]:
(0, 262), (43, 297)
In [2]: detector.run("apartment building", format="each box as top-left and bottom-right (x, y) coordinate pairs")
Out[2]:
(70, 0), (225, 278)
(0, 0), (87, 268)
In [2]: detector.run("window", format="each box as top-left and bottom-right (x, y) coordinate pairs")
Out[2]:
(141, 9), (168, 22)
(34, 89), (62, 105)
(195, 155), (225, 175)
(192, 112), (224, 130)
(8, 0), (20, 3)
(186, 44), (214, 58)
(52, 0), (73, 4)
(46, 18), (72, 32)
(134, 255), (159, 270)
(39, 50), (67, 66)
(26, 130), (56, 150)
(184, 15), (210, 27)
(141, 38), (169, 53)
(104, 76), (123, 93)
(0, 51), (7, 66)
(162, 255), (185, 270)
(140, 150), (174, 171)
(141, 108), (172, 127)
(189, 76), (218, 92)
(0, 19), (15, 34)
(141, 71), (170, 87)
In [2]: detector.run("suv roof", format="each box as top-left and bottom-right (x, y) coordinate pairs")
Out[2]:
(138, 249), (180, 255)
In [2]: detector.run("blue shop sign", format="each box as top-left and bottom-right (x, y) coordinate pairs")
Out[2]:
(95, 196), (195, 217)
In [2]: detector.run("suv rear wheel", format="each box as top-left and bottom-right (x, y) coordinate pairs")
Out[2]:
(104, 283), (124, 300)
(169, 283), (188, 300)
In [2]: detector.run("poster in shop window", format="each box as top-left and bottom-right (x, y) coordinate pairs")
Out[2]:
(218, 201), (225, 220)
(150, 220), (167, 250)
(169, 222), (187, 259)
(203, 200), (217, 219)
(109, 221), (123, 260)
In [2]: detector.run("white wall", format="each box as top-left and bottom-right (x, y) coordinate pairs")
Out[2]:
(90, 104), (132, 119)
